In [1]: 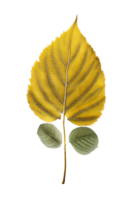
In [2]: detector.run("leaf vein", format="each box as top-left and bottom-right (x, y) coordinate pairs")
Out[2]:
(30, 92), (58, 119)
(68, 60), (97, 87)
(66, 71), (101, 112)
(35, 70), (61, 113)
(68, 47), (88, 85)
(68, 97), (105, 120)
(45, 54), (64, 104)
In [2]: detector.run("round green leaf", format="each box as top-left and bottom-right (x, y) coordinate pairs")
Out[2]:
(37, 123), (62, 148)
(69, 127), (99, 155)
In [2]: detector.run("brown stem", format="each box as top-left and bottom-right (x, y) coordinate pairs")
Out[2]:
(62, 114), (66, 184)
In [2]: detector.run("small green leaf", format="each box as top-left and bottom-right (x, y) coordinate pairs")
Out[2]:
(37, 123), (62, 148)
(69, 127), (99, 155)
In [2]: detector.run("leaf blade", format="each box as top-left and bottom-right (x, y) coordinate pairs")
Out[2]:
(37, 123), (62, 148)
(27, 17), (106, 125)
(69, 127), (99, 155)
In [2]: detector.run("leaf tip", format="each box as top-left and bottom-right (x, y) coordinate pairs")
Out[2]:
(75, 12), (79, 16)
(75, 12), (79, 21)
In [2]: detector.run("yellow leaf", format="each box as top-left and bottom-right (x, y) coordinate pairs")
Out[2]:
(27, 16), (106, 126)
